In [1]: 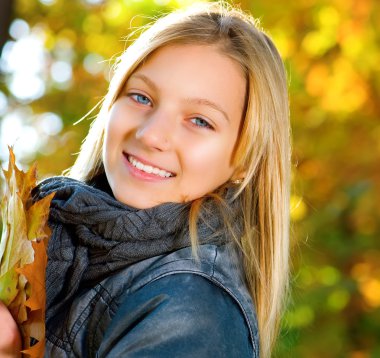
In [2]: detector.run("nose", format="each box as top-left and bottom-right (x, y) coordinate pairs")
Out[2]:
(135, 110), (173, 152)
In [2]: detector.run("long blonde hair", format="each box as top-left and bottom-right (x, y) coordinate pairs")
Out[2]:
(68, 3), (291, 357)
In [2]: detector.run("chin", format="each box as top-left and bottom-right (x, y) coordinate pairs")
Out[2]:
(113, 191), (155, 209)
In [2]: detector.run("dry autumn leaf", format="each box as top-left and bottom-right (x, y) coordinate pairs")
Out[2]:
(0, 148), (54, 358)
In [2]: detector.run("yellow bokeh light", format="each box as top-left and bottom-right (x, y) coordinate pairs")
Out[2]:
(58, 28), (77, 45)
(341, 33), (363, 60)
(317, 6), (340, 29)
(306, 63), (329, 97)
(306, 59), (369, 114)
(104, 1), (123, 19)
(154, 0), (171, 5)
(43, 29), (55, 50)
(103, 1), (128, 26)
(83, 14), (103, 34)
(174, 0), (205, 7)
(271, 30), (295, 59)
(302, 31), (332, 57)
(359, 279), (380, 308)
(85, 34), (115, 54)
(322, 59), (368, 113)
(290, 195), (307, 221)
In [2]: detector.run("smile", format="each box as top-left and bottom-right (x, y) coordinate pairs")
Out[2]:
(126, 154), (175, 178)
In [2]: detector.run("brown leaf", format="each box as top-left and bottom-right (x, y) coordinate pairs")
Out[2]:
(26, 194), (54, 242)
(22, 338), (45, 358)
(17, 241), (47, 311)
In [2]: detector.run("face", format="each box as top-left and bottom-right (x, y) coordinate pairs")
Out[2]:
(103, 44), (246, 209)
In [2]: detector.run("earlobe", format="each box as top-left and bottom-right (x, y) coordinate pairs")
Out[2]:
(231, 178), (243, 185)
(230, 167), (246, 184)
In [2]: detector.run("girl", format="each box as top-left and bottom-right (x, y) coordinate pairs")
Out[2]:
(0, 2), (290, 357)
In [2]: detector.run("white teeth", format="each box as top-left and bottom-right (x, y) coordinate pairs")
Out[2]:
(128, 155), (173, 178)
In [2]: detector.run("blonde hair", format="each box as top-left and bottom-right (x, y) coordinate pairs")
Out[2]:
(68, 3), (291, 357)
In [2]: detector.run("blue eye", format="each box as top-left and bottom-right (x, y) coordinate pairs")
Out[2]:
(130, 93), (152, 106)
(191, 117), (213, 130)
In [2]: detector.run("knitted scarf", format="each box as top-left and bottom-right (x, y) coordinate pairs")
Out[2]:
(33, 175), (240, 322)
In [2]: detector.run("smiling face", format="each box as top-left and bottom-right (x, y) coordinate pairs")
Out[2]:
(103, 44), (246, 208)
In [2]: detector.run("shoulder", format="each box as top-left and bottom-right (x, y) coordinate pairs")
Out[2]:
(96, 244), (260, 357)
(99, 272), (254, 358)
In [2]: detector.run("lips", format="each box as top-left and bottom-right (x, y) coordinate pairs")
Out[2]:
(123, 152), (176, 178)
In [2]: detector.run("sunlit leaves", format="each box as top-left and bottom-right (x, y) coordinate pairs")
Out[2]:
(306, 59), (368, 113)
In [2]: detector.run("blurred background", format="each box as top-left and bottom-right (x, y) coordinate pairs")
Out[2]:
(0, 0), (379, 356)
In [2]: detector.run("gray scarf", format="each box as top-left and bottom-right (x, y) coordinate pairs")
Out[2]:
(34, 175), (240, 323)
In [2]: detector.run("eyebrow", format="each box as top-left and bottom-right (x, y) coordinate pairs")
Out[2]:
(129, 73), (230, 122)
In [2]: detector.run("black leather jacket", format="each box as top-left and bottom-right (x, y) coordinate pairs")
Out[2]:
(45, 243), (260, 357)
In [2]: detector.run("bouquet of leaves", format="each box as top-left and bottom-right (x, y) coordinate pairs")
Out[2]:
(0, 148), (54, 357)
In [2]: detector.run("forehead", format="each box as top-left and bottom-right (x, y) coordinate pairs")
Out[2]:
(128, 44), (246, 120)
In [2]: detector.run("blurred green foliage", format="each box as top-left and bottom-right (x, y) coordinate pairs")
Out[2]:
(1, 0), (379, 357)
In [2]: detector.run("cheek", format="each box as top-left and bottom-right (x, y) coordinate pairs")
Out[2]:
(103, 121), (114, 160)
(103, 114), (122, 168)
(181, 138), (235, 180)
(105, 110), (128, 150)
